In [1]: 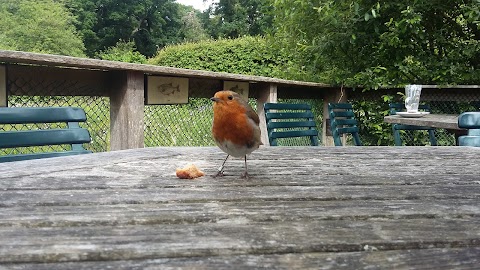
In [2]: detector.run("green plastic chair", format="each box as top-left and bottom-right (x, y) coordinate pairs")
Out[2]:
(0, 107), (92, 162)
(458, 112), (480, 147)
(389, 103), (437, 146)
(328, 103), (362, 146)
(264, 103), (319, 146)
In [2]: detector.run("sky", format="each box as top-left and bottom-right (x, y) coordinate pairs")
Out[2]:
(175, 0), (217, 11)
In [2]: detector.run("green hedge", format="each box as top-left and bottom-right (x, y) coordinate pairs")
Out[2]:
(149, 36), (294, 78)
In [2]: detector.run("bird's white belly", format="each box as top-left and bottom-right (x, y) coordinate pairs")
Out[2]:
(215, 139), (257, 158)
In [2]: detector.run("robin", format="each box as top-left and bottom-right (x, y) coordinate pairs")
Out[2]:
(210, 90), (262, 179)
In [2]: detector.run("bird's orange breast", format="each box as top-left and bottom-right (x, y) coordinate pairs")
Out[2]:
(212, 101), (256, 146)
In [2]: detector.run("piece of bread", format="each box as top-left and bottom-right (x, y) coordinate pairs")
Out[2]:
(176, 164), (205, 179)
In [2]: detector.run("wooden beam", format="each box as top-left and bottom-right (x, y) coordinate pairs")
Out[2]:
(257, 83), (278, 146)
(6, 65), (109, 97)
(0, 50), (330, 89)
(109, 71), (145, 150)
(0, 65), (5, 107)
(189, 78), (222, 98)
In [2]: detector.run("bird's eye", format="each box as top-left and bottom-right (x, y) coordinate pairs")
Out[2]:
(227, 95), (234, 100)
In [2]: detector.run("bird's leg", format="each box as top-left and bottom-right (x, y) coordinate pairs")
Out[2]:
(213, 154), (229, 177)
(241, 155), (250, 179)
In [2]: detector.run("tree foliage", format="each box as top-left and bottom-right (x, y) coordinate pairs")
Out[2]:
(0, 0), (86, 57)
(96, 41), (147, 63)
(203, 0), (273, 38)
(272, 0), (480, 88)
(67, 0), (184, 57)
(180, 9), (210, 43)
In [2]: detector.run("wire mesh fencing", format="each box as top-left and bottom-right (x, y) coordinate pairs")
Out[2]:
(2, 96), (110, 154)
(393, 101), (472, 146)
(2, 74), (110, 155)
(145, 98), (262, 147)
(355, 101), (479, 147)
(384, 99), (479, 146)
(145, 98), (215, 147)
(2, 71), (480, 154)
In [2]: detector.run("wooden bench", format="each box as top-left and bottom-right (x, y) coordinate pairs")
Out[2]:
(0, 107), (92, 162)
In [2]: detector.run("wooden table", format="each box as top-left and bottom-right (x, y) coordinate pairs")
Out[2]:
(1, 147), (479, 269)
(384, 114), (468, 145)
(384, 114), (461, 130)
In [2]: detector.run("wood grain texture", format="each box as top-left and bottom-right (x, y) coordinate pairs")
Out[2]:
(257, 83), (278, 146)
(384, 114), (462, 130)
(2, 248), (480, 270)
(0, 65), (5, 107)
(109, 71), (145, 150)
(0, 146), (479, 269)
(0, 50), (329, 88)
(7, 64), (110, 97)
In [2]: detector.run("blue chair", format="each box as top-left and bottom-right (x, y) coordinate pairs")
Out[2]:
(328, 103), (362, 146)
(389, 103), (437, 146)
(264, 103), (319, 146)
(458, 112), (480, 147)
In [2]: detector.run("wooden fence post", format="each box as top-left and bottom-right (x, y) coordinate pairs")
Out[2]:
(110, 71), (145, 150)
(0, 65), (6, 107)
(323, 86), (347, 146)
(257, 83), (278, 146)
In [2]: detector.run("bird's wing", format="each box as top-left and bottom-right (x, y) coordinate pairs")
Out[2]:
(245, 107), (260, 125)
(232, 92), (260, 125)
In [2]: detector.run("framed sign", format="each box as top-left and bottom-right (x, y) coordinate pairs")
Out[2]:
(223, 81), (249, 100)
(0, 65), (6, 107)
(146, 76), (189, 105)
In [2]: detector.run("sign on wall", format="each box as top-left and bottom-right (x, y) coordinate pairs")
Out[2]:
(223, 81), (249, 100)
(0, 65), (6, 107)
(146, 76), (189, 105)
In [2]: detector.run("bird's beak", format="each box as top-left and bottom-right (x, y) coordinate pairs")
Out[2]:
(210, 97), (220, 102)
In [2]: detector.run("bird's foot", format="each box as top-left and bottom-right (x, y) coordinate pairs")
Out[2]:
(241, 171), (250, 180)
(213, 155), (229, 178)
(212, 170), (225, 178)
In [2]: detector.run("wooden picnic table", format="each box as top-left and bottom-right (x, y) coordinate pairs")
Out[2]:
(0, 146), (479, 269)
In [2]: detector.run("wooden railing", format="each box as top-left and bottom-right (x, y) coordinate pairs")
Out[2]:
(0, 50), (339, 149)
(2, 50), (479, 149)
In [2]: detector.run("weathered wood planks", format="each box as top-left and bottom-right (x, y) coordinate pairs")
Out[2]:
(0, 50), (329, 88)
(109, 71), (145, 150)
(2, 248), (479, 270)
(0, 146), (479, 268)
(384, 114), (461, 130)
